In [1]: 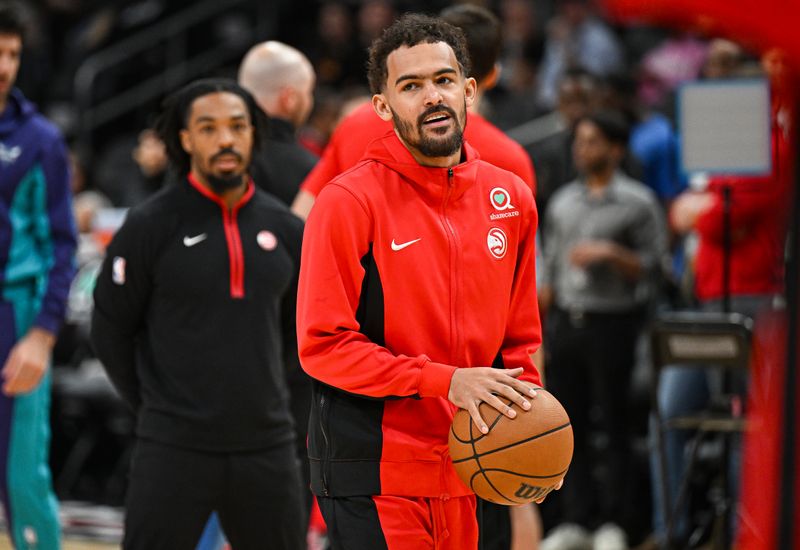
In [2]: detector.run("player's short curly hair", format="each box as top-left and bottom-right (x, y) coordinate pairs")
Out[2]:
(155, 78), (267, 176)
(0, 1), (26, 42)
(367, 13), (471, 95)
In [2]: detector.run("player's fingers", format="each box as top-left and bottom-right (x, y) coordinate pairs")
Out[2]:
(534, 486), (556, 504)
(2, 366), (25, 395)
(1, 348), (19, 380)
(501, 377), (537, 401)
(2, 357), (40, 395)
(502, 367), (525, 378)
(467, 402), (489, 434)
(484, 392), (518, 420)
(493, 382), (531, 412)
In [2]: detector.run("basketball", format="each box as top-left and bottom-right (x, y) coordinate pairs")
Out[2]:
(448, 386), (573, 505)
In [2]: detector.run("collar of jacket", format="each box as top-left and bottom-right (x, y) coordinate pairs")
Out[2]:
(361, 129), (482, 203)
(186, 172), (255, 210)
(0, 88), (36, 137)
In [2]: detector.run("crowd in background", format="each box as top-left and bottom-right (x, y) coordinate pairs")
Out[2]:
(9, 1), (794, 549)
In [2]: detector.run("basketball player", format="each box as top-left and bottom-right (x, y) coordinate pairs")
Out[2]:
(91, 79), (305, 550)
(297, 14), (553, 550)
(0, 3), (77, 548)
(294, 8), (545, 544)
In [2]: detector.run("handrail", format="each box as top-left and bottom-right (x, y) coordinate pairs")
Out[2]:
(73, 0), (274, 153)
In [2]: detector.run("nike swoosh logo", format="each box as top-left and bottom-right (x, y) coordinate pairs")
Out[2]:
(391, 238), (421, 251)
(183, 233), (208, 247)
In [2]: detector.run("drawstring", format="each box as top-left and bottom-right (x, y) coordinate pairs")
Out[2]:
(432, 495), (450, 547)
(434, 456), (450, 547)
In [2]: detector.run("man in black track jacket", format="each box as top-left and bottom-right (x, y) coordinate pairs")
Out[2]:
(90, 78), (305, 550)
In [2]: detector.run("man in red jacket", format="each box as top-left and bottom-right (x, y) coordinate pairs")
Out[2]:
(297, 14), (550, 550)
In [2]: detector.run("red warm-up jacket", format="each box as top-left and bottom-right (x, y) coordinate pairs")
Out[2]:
(297, 132), (542, 499)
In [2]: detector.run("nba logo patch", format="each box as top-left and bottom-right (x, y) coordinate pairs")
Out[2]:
(112, 256), (126, 285)
(257, 230), (277, 251)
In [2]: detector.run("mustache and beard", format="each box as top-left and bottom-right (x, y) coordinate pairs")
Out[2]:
(205, 147), (247, 194)
(391, 103), (466, 158)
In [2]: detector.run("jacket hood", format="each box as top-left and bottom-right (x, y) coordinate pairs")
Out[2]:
(360, 130), (482, 202)
(0, 88), (36, 137)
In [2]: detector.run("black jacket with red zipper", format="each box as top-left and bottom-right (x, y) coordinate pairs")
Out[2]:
(91, 174), (304, 452)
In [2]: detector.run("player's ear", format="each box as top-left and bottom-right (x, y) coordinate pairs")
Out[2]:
(464, 77), (477, 109)
(372, 93), (393, 122)
(179, 129), (193, 155)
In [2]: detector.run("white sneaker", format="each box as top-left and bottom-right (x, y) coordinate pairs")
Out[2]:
(592, 523), (627, 550)
(541, 523), (593, 550)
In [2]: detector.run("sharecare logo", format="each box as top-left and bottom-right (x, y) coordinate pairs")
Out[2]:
(487, 228), (507, 259)
(489, 187), (515, 211)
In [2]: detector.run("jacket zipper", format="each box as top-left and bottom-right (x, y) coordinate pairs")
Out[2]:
(319, 391), (331, 495)
(442, 167), (460, 364)
(186, 174), (251, 299)
(221, 206), (245, 298)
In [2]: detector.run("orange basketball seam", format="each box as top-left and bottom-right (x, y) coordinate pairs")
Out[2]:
(451, 422), (572, 464)
(469, 467), (569, 479)
(466, 414), (502, 501)
(450, 407), (506, 444)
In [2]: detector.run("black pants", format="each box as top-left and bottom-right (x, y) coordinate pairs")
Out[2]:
(543, 307), (642, 530)
(123, 439), (305, 550)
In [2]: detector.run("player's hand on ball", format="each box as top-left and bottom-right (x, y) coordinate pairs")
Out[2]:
(534, 479), (563, 504)
(448, 367), (537, 434)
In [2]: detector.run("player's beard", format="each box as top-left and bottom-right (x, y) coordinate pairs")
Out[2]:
(205, 147), (248, 194)
(392, 103), (466, 158)
(207, 173), (246, 194)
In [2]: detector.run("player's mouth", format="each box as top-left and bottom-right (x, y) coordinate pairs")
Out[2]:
(421, 111), (452, 129)
(211, 149), (243, 171)
(214, 155), (240, 171)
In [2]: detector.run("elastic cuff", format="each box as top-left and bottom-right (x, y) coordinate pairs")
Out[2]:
(418, 360), (457, 398)
(33, 313), (61, 336)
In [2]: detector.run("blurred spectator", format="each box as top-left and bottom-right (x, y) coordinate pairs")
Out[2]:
(356, 0), (395, 51)
(297, 86), (344, 156)
(525, 69), (599, 233)
(700, 38), (744, 80)
(305, 2), (364, 88)
(539, 111), (667, 550)
(600, 73), (683, 205)
(536, 0), (624, 110)
(637, 31), (708, 111)
(485, 0), (545, 129)
(239, 40), (319, 206)
(94, 128), (168, 207)
(651, 47), (795, 547)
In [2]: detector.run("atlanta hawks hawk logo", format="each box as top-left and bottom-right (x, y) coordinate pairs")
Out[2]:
(487, 227), (507, 260)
